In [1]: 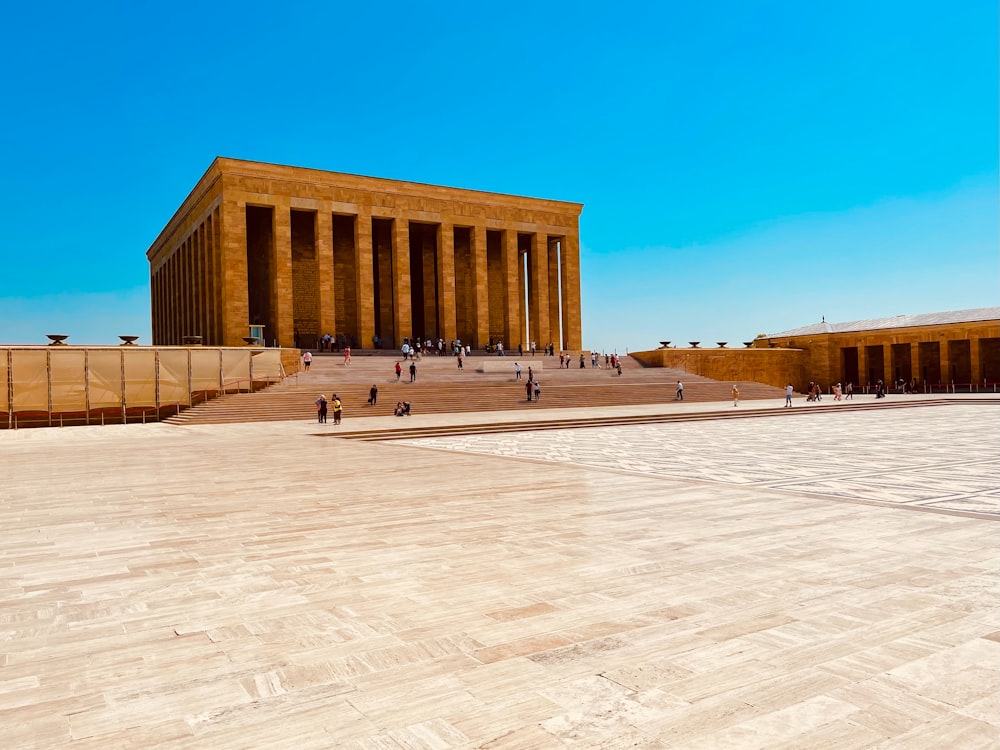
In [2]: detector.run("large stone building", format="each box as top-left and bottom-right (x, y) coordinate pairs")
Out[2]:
(147, 158), (583, 350)
(755, 307), (1000, 387)
(633, 307), (1000, 391)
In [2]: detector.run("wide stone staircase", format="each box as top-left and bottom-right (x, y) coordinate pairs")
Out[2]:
(164, 352), (787, 426)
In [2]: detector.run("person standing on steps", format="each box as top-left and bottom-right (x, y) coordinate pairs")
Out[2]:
(343, 345), (351, 365)
(331, 394), (342, 424)
(315, 394), (327, 423)
(676, 381), (684, 401)
(514, 362), (522, 380)
(533, 379), (541, 401)
(369, 384), (378, 406)
(409, 362), (417, 382)
(785, 384), (794, 407)
(732, 384), (740, 407)
(525, 379), (533, 402)
(395, 361), (402, 381)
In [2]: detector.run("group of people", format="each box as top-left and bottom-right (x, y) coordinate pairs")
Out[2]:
(400, 338), (470, 359)
(314, 394), (342, 424)
(394, 361), (417, 382)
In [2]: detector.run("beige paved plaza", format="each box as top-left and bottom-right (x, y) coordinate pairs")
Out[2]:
(1, 398), (998, 748)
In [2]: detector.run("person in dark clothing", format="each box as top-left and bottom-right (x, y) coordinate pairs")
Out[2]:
(368, 384), (378, 406)
(409, 362), (417, 382)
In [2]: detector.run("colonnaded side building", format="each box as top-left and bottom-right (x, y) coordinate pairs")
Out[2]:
(146, 158), (583, 351)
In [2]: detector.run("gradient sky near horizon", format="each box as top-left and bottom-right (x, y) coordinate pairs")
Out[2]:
(1, 2), (996, 352)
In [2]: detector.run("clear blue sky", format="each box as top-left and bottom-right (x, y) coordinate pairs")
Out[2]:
(1, 1), (996, 351)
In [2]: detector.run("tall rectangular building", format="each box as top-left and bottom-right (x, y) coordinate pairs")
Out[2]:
(147, 158), (583, 350)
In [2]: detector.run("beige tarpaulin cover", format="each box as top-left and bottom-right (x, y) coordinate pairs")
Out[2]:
(1, 346), (288, 420)
(123, 349), (157, 408)
(191, 349), (222, 392)
(1, 351), (9, 414)
(157, 349), (190, 406)
(11, 349), (49, 411)
(50, 350), (88, 411)
(87, 349), (123, 409)
(221, 349), (252, 388)
(251, 349), (283, 379)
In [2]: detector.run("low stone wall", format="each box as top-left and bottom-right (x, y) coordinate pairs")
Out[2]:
(631, 347), (808, 389)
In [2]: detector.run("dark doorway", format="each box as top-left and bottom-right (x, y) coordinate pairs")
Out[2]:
(246, 205), (274, 339)
(918, 341), (941, 385)
(332, 214), (358, 346)
(291, 210), (317, 349)
(890, 343), (912, 385)
(454, 227), (474, 344)
(948, 339), (971, 383)
(486, 230), (504, 344)
(980, 338), (1000, 383)
(372, 219), (394, 346)
(409, 223), (438, 340)
(865, 345), (885, 386)
(841, 347), (859, 385)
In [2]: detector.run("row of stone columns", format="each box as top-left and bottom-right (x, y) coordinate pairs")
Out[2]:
(855, 339), (981, 385)
(216, 201), (581, 350)
(151, 207), (222, 346)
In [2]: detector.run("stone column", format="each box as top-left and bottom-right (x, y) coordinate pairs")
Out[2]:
(315, 208), (336, 344)
(392, 217), (412, 348)
(220, 198), (250, 346)
(518, 248), (527, 350)
(501, 229), (521, 350)
(194, 225), (205, 340)
(529, 232), (550, 350)
(437, 221), (457, 343)
(211, 208), (223, 345)
(355, 207), (375, 349)
(971, 338), (982, 385)
(560, 229), (582, 349)
(272, 203), (294, 348)
(941, 340), (953, 385)
(547, 237), (561, 350)
(471, 223), (489, 349)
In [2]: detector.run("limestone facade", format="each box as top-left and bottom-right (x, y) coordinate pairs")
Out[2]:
(147, 158), (584, 350)
(634, 308), (1000, 391)
(756, 309), (1000, 389)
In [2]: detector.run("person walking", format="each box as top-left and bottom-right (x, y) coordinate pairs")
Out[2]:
(533, 379), (541, 401)
(457, 353), (464, 370)
(331, 394), (342, 425)
(785, 383), (794, 407)
(302, 351), (313, 371)
(343, 345), (351, 365)
(368, 384), (378, 406)
(845, 382), (853, 400)
(676, 381), (684, 400)
(315, 394), (327, 423)
(514, 362), (522, 380)
(525, 379), (533, 402)
(732, 384), (740, 407)
(394, 361), (402, 381)
(409, 362), (417, 382)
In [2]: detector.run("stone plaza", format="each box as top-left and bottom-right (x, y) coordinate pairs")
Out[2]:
(1, 397), (997, 748)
